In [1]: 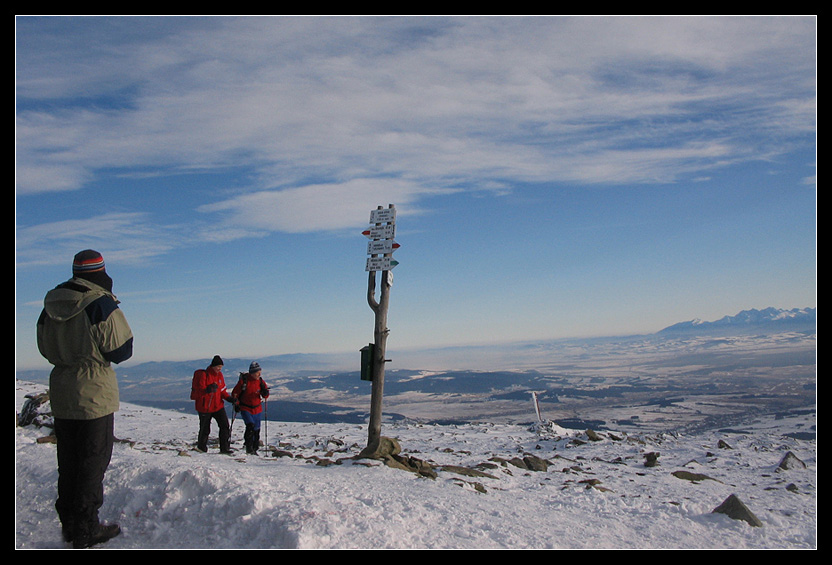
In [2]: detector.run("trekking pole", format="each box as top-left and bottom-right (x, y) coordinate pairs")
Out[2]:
(264, 398), (268, 447)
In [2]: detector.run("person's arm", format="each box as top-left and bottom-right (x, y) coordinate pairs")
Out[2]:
(88, 295), (133, 364)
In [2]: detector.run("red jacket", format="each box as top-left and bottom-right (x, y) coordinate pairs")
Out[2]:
(191, 367), (231, 413)
(231, 373), (269, 415)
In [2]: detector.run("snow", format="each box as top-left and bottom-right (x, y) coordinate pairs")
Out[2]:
(15, 380), (816, 549)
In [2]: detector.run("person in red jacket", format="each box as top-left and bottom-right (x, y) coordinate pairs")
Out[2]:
(191, 356), (236, 453)
(231, 361), (270, 455)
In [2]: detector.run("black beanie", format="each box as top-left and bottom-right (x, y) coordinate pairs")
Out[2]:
(73, 250), (106, 274)
(73, 249), (113, 292)
(210, 355), (224, 367)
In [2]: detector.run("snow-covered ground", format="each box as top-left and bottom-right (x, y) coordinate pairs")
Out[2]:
(15, 379), (816, 549)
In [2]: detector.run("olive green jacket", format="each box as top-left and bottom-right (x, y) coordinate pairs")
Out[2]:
(37, 277), (133, 420)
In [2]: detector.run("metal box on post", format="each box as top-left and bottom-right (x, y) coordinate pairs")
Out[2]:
(360, 344), (375, 381)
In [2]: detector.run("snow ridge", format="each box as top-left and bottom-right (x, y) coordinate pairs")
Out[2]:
(16, 380), (816, 550)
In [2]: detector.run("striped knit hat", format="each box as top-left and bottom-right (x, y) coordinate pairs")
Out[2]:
(73, 250), (106, 274)
(249, 362), (261, 374)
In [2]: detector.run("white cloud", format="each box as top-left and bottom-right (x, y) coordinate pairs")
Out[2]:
(197, 178), (450, 237)
(15, 16), (816, 225)
(15, 212), (182, 268)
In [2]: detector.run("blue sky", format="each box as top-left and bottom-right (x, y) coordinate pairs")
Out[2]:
(15, 16), (816, 370)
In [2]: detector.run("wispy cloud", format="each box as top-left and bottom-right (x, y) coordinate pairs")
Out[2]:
(197, 177), (451, 238)
(15, 16), (816, 246)
(15, 212), (183, 268)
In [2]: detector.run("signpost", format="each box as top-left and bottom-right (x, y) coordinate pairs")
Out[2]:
(364, 204), (398, 450)
(367, 240), (400, 255)
(369, 207), (397, 224)
(365, 256), (399, 272)
(362, 225), (396, 240)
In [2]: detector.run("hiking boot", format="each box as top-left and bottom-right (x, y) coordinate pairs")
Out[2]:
(73, 523), (121, 549)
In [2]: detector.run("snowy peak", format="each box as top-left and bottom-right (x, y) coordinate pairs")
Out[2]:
(713, 307), (815, 325)
(659, 307), (816, 334)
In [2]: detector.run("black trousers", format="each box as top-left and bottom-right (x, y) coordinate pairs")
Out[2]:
(53, 414), (115, 532)
(197, 408), (231, 452)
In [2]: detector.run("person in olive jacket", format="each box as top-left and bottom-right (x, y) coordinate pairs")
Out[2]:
(191, 355), (236, 454)
(36, 250), (133, 549)
(231, 362), (270, 454)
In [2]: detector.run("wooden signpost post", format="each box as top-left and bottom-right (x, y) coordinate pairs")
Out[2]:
(363, 204), (398, 450)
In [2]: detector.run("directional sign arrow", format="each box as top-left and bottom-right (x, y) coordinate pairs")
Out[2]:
(362, 225), (396, 239)
(367, 240), (400, 254)
(366, 257), (399, 272)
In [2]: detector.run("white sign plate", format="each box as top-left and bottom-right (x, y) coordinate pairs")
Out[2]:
(367, 240), (400, 254)
(366, 257), (399, 272)
(370, 208), (396, 224)
(362, 225), (396, 239)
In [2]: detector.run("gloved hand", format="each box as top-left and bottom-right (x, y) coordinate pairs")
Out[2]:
(205, 384), (218, 393)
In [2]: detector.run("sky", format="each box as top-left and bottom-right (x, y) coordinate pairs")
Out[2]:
(15, 16), (816, 370)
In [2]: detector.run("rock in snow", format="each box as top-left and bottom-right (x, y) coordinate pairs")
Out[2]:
(15, 380), (816, 549)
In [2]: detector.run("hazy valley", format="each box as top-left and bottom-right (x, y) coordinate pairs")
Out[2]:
(17, 308), (816, 436)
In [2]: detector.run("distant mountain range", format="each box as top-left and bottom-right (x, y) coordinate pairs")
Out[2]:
(17, 307), (816, 389)
(16, 306), (816, 426)
(658, 307), (816, 334)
